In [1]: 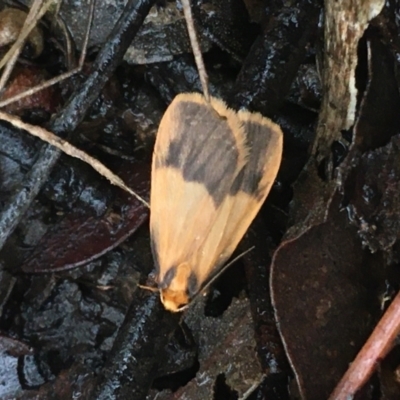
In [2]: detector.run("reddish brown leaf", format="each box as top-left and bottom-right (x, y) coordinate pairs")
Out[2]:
(270, 204), (380, 399)
(22, 163), (150, 273)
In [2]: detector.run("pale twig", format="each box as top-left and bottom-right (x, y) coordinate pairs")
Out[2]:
(0, 0), (95, 108)
(0, 0), (157, 254)
(181, 0), (210, 103)
(329, 290), (400, 399)
(0, 111), (150, 208)
(0, 0), (54, 92)
(0, 0), (44, 92)
(0, 0), (49, 69)
(0, 0), (149, 209)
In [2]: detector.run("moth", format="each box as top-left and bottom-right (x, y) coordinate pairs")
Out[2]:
(150, 92), (283, 312)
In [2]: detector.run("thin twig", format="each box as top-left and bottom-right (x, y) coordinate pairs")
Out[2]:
(0, 0), (157, 251)
(0, 0), (54, 88)
(329, 290), (400, 399)
(0, 111), (149, 207)
(0, 0), (44, 91)
(181, 0), (210, 103)
(0, 0), (95, 108)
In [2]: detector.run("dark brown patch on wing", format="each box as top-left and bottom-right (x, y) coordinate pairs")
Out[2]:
(230, 119), (279, 199)
(159, 266), (177, 289)
(150, 235), (160, 273)
(187, 271), (199, 298)
(162, 99), (240, 206)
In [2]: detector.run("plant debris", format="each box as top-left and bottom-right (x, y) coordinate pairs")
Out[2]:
(0, 0), (400, 399)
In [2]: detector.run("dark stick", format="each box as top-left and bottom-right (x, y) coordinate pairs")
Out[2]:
(90, 291), (181, 400)
(230, 0), (321, 116)
(0, 0), (157, 249)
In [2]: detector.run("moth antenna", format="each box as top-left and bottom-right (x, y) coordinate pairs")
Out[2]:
(138, 284), (159, 293)
(138, 285), (189, 313)
(190, 246), (256, 305)
(156, 248), (256, 313)
(181, 0), (210, 104)
(170, 303), (190, 313)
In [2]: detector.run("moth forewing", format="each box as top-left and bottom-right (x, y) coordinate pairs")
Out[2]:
(187, 109), (283, 294)
(150, 93), (250, 312)
(150, 97), (283, 312)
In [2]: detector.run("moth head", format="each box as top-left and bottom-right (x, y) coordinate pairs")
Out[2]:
(160, 288), (189, 312)
(159, 262), (192, 312)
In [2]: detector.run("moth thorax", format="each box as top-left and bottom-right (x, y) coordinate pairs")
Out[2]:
(160, 262), (191, 312)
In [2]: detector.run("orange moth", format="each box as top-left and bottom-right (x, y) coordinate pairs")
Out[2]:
(150, 92), (283, 312)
